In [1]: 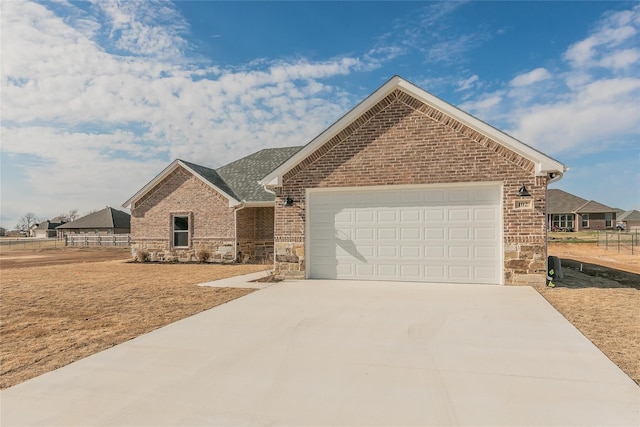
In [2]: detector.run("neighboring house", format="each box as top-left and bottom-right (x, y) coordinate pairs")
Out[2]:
(547, 189), (618, 231)
(126, 76), (566, 285)
(33, 220), (65, 238)
(617, 210), (640, 231)
(56, 207), (131, 238)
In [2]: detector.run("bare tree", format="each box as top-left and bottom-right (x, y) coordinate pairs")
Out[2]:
(57, 208), (79, 222)
(16, 212), (42, 233)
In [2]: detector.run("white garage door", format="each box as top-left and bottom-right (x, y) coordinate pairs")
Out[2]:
(308, 184), (502, 284)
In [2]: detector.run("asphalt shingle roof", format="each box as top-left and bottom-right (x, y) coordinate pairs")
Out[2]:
(216, 146), (302, 202)
(180, 160), (239, 200)
(35, 220), (64, 231)
(547, 189), (616, 214)
(57, 207), (131, 229)
(618, 209), (640, 221)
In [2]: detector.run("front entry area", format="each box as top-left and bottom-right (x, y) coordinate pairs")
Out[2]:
(307, 183), (503, 284)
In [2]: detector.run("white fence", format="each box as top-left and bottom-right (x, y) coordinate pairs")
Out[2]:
(65, 234), (131, 247)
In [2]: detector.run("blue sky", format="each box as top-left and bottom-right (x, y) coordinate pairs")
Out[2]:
(1, 0), (639, 229)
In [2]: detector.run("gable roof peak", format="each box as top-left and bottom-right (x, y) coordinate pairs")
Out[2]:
(261, 75), (566, 187)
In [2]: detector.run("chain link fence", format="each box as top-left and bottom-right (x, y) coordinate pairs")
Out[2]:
(597, 231), (639, 255)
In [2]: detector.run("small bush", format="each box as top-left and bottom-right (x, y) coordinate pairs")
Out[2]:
(196, 249), (211, 263)
(135, 250), (150, 262)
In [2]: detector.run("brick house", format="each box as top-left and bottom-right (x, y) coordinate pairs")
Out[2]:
(547, 189), (618, 231)
(56, 207), (131, 237)
(124, 148), (300, 263)
(127, 76), (565, 285)
(261, 76), (565, 285)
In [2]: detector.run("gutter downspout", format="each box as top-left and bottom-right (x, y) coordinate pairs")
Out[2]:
(234, 202), (246, 262)
(262, 185), (278, 273)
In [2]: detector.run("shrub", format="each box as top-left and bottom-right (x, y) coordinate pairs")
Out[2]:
(135, 250), (150, 262)
(196, 249), (211, 263)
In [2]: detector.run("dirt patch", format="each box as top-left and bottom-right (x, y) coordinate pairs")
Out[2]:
(548, 242), (640, 275)
(540, 243), (640, 385)
(0, 258), (269, 389)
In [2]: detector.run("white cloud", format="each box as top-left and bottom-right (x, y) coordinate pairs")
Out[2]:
(456, 74), (479, 91)
(564, 5), (639, 67)
(0, 0), (366, 226)
(461, 5), (640, 157)
(509, 68), (551, 87)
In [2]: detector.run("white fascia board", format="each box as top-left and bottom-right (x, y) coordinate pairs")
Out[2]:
(394, 79), (567, 176)
(260, 76), (566, 187)
(123, 160), (240, 209)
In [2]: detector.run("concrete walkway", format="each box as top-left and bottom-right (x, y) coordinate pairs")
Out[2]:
(2, 281), (639, 426)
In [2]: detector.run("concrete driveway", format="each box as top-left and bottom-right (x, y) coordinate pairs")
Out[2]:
(2, 280), (639, 426)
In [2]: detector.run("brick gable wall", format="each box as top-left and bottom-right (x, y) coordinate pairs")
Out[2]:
(274, 90), (548, 285)
(130, 167), (237, 262)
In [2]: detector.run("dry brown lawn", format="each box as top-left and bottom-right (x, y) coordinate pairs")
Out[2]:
(0, 249), (268, 389)
(540, 242), (640, 385)
(2, 244), (639, 389)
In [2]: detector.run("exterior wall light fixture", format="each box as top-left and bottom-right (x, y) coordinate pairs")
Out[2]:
(518, 184), (532, 197)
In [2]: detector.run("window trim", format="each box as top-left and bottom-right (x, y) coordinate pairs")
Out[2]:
(581, 214), (589, 228)
(552, 214), (574, 230)
(605, 213), (613, 228)
(171, 213), (192, 249)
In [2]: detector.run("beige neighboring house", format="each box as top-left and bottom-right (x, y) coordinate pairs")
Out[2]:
(56, 207), (131, 238)
(547, 189), (618, 232)
(33, 220), (66, 238)
(126, 76), (566, 285)
(617, 210), (640, 231)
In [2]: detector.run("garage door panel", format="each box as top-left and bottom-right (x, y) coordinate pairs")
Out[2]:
(377, 210), (397, 222)
(425, 228), (445, 240)
(401, 228), (421, 239)
(377, 245), (398, 257)
(425, 265), (446, 279)
(425, 246), (445, 258)
(475, 227), (497, 240)
(377, 264), (398, 277)
(355, 228), (375, 240)
(475, 208), (498, 221)
(449, 209), (470, 221)
(449, 246), (470, 259)
(355, 210), (374, 222)
(474, 246), (498, 258)
(308, 185), (502, 284)
(401, 209), (421, 222)
(401, 246), (421, 257)
(355, 264), (375, 276)
(476, 266), (499, 279)
(425, 209), (445, 221)
(449, 228), (471, 240)
(377, 228), (397, 240)
(450, 265), (471, 278)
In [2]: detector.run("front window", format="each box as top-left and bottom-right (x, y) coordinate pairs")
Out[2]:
(552, 214), (573, 230)
(605, 213), (613, 228)
(173, 215), (189, 247)
(581, 214), (589, 228)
